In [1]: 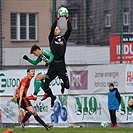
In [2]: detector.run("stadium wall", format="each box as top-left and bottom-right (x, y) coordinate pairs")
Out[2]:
(0, 64), (133, 127)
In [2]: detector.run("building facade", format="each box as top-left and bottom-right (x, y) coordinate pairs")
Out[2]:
(2, 0), (133, 47)
(1, 0), (133, 68)
(67, 0), (133, 45)
(2, 0), (54, 47)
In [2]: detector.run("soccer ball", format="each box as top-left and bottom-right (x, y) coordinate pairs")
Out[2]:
(58, 7), (68, 17)
(101, 121), (108, 128)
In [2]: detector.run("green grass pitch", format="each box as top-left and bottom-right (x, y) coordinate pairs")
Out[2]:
(1, 127), (133, 133)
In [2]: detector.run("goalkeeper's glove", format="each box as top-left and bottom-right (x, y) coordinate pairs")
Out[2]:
(56, 17), (59, 20)
(45, 62), (49, 67)
(56, 14), (60, 20)
(65, 14), (69, 21)
(23, 55), (29, 60)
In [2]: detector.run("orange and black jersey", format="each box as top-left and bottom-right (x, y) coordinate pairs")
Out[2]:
(16, 76), (31, 98)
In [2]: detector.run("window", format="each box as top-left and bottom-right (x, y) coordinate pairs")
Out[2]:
(123, 12), (129, 26)
(11, 13), (37, 41)
(72, 16), (78, 30)
(105, 14), (111, 27)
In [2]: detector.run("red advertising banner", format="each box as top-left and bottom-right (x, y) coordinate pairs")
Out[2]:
(110, 34), (133, 63)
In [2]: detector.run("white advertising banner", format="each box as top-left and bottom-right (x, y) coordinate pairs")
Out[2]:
(88, 64), (126, 94)
(0, 95), (68, 124)
(1, 64), (133, 124)
(0, 94), (133, 124)
(1, 64), (133, 96)
(0, 69), (67, 96)
(68, 95), (133, 123)
(0, 97), (19, 123)
(68, 64), (127, 95)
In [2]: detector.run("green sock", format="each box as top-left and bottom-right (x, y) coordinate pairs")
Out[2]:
(41, 80), (47, 93)
(33, 80), (41, 95)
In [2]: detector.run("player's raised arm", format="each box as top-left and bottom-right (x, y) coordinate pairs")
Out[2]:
(23, 55), (41, 65)
(64, 18), (72, 41)
(48, 20), (58, 43)
(58, 7), (72, 41)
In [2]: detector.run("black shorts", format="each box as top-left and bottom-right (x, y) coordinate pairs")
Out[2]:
(47, 60), (68, 81)
(17, 97), (32, 111)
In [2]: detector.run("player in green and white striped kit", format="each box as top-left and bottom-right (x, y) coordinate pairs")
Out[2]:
(23, 44), (56, 107)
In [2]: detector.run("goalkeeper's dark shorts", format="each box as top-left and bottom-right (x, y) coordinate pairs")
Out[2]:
(17, 97), (32, 111)
(44, 60), (69, 88)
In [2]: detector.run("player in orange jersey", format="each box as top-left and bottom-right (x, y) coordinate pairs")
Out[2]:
(9, 67), (52, 131)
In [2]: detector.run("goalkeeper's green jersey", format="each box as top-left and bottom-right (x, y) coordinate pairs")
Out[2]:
(27, 49), (54, 65)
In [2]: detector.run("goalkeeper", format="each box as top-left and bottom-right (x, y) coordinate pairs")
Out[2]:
(23, 44), (56, 107)
(46, 11), (72, 95)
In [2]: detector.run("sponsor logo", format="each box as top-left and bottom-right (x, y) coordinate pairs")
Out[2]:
(126, 71), (133, 86)
(116, 44), (133, 55)
(0, 73), (20, 93)
(126, 71), (133, 82)
(70, 70), (88, 90)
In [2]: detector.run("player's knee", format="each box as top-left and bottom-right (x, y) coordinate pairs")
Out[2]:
(28, 110), (34, 115)
(27, 107), (36, 115)
(33, 111), (38, 116)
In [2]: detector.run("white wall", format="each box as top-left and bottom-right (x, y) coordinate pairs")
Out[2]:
(2, 46), (110, 66)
